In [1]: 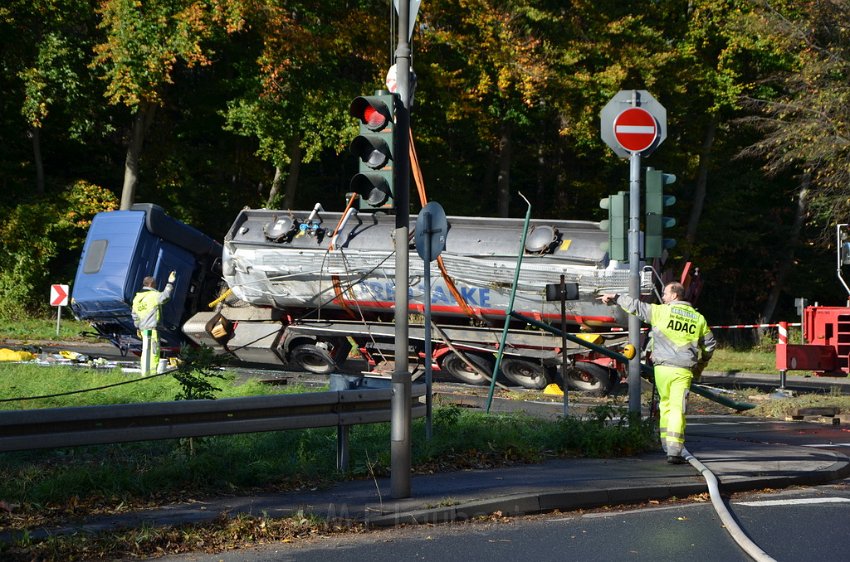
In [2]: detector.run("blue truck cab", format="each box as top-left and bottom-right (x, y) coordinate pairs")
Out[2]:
(71, 204), (222, 355)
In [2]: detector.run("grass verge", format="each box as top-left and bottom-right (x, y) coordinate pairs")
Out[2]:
(0, 363), (656, 560)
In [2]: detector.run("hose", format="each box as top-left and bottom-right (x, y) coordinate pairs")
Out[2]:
(683, 447), (776, 562)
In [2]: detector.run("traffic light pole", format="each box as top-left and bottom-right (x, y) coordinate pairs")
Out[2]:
(391, 0), (412, 499)
(628, 151), (642, 416)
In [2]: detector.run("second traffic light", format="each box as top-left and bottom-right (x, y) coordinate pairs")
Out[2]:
(349, 92), (397, 210)
(599, 191), (629, 261)
(644, 167), (677, 258)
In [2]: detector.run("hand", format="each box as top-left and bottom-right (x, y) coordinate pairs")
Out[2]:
(168, 271), (176, 283)
(597, 293), (617, 305)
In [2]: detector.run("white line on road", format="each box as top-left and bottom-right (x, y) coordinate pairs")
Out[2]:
(801, 443), (850, 448)
(735, 497), (850, 507)
(572, 503), (705, 519)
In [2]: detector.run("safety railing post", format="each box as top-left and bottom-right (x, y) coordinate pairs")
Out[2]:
(337, 424), (350, 472)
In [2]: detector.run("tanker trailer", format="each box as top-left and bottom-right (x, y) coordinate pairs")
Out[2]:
(181, 205), (649, 393)
(73, 203), (651, 393)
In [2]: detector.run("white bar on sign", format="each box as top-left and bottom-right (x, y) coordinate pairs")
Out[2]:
(615, 125), (655, 134)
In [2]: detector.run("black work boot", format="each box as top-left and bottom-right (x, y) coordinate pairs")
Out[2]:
(667, 455), (686, 464)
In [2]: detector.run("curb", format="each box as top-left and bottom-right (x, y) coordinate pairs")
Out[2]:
(365, 451), (850, 528)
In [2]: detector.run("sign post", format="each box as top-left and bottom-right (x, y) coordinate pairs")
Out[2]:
(391, 0), (415, 500)
(414, 201), (447, 441)
(600, 90), (666, 416)
(50, 284), (70, 337)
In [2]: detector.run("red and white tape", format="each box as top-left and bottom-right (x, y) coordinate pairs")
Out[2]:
(709, 322), (801, 330)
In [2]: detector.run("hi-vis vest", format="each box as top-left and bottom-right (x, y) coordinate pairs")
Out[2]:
(618, 295), (715, 369)
(132, 284), (173, 330)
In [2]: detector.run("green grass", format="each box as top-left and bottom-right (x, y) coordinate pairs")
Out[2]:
(0, 362), (656, 517)
(0, 314), (92, 342)
(0, 316), (808, 521)
(709, 346), (776, 374)
(0, 364), (289, 410)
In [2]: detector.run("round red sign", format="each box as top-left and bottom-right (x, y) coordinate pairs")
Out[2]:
(612, 107), (658, 153)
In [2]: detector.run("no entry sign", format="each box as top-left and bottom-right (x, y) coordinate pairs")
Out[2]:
(600, 90), (666, 158)
(50, 284), (69, 307)
(612, 107), (657, 153)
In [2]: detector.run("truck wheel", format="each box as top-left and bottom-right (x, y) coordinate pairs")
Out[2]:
(290, 343), (338, 374)
(565, 363), (614, 396)
(440, 352), (494, 386)
(500, 357), (550, 390)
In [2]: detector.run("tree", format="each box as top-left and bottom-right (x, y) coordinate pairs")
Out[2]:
(3, 0), (101, 195)
(92, 0), (242, 209)
(736, 0), (850, 320)
(741, 0), (850, 235)
(418, 0), (554, 216)
(222, 0), (387, 210)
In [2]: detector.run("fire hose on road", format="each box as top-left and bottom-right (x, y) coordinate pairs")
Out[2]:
(508, 312), (774, 560)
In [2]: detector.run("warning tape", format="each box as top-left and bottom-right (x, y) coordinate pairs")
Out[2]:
(709, 322), (801, 330)
(610, 322), (801, 332)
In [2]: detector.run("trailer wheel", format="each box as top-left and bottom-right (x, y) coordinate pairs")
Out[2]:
(440, 352), (494, 386)
(500, 357), (550, 390)
(565, 363), (615, 396)
(290, 343), (339, 374)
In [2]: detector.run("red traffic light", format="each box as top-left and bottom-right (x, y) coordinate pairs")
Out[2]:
(349, 96), (393, 131)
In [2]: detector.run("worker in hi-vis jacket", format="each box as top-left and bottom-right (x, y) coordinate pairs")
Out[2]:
(132, 271), (175, 376)
(598, 282), (715, 464)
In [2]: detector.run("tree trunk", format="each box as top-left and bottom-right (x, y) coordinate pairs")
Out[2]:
(496, 125), (512, 217)
(685, 117), (717, 248)
(120, 101), (157, 210)
(266, 166), (284, 209)
(28, 126), (45, 195)
(535, 142), (546, 209)
(760, 174), (810, 324)
(281, 136), (303, 209)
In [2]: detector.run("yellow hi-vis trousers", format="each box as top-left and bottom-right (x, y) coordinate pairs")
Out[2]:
(139, 329), (160, 376)
(654, 365), (692, 457)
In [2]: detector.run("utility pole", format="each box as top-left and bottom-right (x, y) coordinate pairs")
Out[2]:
(391, 0), (413, 499)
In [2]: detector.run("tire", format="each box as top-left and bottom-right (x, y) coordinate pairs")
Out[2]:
(290, 342), (340, 374)
(564, 362), (615, 396)
(439, 352), (494, 386)
(500, 357), (550, 390)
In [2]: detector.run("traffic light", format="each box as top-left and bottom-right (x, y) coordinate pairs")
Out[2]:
(599, 191), (629, 261)
(349, 91), (397, 210)
(644, 167), (677, 258)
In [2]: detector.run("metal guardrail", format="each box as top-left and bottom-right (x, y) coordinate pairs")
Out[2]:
(0, 387), (426, 471)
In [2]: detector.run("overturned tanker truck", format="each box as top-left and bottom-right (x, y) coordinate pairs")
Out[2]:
(71, 203), (653, 394)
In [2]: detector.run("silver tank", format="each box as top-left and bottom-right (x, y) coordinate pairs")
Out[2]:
(220, 206), (647, 329)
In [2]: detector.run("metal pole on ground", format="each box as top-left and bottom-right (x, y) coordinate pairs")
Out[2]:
(423, 213), (433, 440)
(391, 0), (412, 499)
(485, 193), (532, 413)
(560, 275), (569, 417)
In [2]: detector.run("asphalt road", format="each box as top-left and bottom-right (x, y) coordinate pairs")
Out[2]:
(157, 479), (850, 562)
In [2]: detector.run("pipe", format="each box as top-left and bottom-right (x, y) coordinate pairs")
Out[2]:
(307, 202), (324, 223)
(485, 193), (532, 413)
(510, 311), (755, 411)
(683, 447), (776, 562)
(330, 207), (358, 251)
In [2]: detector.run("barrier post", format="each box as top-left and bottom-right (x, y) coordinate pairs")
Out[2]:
(778, 321), (788, 389)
